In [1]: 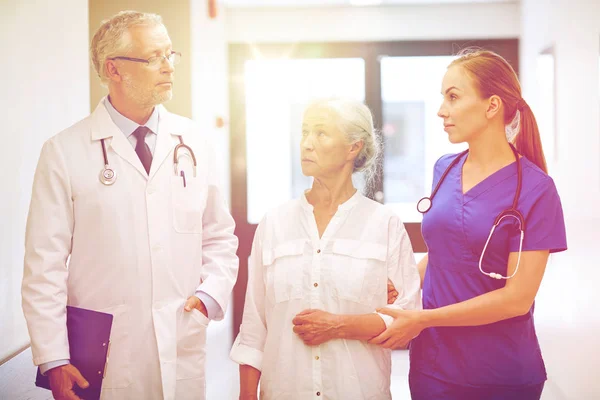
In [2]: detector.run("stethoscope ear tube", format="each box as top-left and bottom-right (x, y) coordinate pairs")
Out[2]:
(417, 149), (470, 214)
(419, 145), (525, 279)
(99, 135), (198, 186)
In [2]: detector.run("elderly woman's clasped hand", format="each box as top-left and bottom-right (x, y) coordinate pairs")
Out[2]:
(293, 279), (404, 346)
(292, 309), (342, 346)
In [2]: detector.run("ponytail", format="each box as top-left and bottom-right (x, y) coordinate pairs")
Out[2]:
(512, 101), (548, 173)
(449, 49), (549, 174)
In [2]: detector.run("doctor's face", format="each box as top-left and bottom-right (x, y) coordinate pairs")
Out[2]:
(437, 65), (489, 144)
(117, 24), (174, 107)
(300, 107), (354, 180)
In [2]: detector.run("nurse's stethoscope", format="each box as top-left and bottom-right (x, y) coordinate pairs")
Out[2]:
(99, 135), (197, 187)
(417, 144), (524, 280)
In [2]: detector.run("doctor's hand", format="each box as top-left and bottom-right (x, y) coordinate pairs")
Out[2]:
(292, 309), (341, 346)
(368, 308), (425, 349)
(387, 279), (399, 304)
(184, 296), (208, 318)
(47, 364), (89, 400)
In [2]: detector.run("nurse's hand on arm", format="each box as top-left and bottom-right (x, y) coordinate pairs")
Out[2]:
(387, 279), (399, 304)
(47, 364), (89, 400)
(370, 250), (550, 349)
(293, 218), (421, 346)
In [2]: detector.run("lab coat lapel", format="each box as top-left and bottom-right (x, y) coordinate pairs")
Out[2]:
(149, 105), (188, 180)
(90, 98), (149, 179)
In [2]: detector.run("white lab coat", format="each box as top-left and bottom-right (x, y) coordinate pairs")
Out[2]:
(22, 98), (239, 400)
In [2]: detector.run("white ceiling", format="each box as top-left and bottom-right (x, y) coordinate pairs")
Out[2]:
(221, 0), (517, 8)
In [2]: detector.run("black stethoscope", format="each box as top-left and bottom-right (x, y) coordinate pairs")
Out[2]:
(416, 144), (525, 280)
(99, 135), (197, 187)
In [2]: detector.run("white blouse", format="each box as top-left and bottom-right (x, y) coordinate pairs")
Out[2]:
(230, 192), (421, 400)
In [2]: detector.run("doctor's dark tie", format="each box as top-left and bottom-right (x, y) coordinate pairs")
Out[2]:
(132, 126), (153, 174)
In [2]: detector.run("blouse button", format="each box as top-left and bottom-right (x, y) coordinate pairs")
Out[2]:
(315, 356), (320, 360)
(313, 283), (319, 288)
(316, 249), (321, 254)
(316, 392), (321, 396)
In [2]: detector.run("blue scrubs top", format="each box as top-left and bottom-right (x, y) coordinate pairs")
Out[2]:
(410, 152), (567, 388)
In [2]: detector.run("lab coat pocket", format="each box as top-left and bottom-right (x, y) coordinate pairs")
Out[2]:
(171, 173), (207, 234)
(330, 239), (387, 304)
(176, 307), (208, 380)
(99, 304), (132, 390)
(263, 240), (306, 303)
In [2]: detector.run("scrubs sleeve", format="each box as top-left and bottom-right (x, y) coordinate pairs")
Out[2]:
(230, 220), (268, 371)
(509, 177), (567, 253)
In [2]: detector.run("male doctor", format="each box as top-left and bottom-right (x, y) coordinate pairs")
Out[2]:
(21, 10), (239, 400)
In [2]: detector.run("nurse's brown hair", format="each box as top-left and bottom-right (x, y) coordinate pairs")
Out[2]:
(450, 49), (548, 173)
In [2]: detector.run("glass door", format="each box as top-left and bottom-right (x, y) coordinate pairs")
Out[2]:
(380, 55), (467, 223)
(229, 39), (519, 339)
(244, 57), (366, 224)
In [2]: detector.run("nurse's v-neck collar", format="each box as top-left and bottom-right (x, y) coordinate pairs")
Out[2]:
(460, 152), (520, 203)
(300, 189), (361, 212)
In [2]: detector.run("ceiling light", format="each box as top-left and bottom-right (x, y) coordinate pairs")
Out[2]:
(350, 0), (384, 6)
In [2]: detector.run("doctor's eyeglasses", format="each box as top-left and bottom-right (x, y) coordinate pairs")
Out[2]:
(108, 51), (182, 68)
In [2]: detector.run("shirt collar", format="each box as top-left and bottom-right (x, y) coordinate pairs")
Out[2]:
(103, 96), (159, 137)
(300, 189), (362, 212)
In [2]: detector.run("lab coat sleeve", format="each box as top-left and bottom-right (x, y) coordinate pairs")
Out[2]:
(193, 290), (221, 320)
(376, 216), (422, 328)
(39, 359), (70, 375)
(196, 136), (239, 321)
(21, 138), (73, 366)
(230, 222), (267, 371)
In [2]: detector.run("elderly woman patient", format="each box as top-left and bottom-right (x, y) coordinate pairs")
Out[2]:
(230, 98), (421, 400)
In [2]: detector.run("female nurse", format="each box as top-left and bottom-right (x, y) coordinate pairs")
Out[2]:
(371, 49), (567, 400)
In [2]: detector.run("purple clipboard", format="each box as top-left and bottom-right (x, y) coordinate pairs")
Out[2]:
(35, 306), (113, 400)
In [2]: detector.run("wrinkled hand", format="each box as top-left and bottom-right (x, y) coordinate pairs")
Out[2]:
(292, 309), (341, 346)
(184, 296), (208, 318)
(369, 308), (425, 349)
(387, 279), (398, 304)
(47, 364), (89, 400)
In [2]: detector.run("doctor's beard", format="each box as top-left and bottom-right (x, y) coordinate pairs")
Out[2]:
(122, 73), (172, 108)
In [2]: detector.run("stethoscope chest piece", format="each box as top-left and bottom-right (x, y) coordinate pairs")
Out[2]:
(99, 167), (117, 186)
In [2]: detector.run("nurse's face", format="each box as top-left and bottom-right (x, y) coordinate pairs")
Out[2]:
(437, 65), (489, 144)
(300, 107), (355, 180)
(115, 24), (175, 107)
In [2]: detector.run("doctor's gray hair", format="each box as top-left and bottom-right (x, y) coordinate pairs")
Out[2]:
(305, 98), (382, 192)
(91, 11), (164, 85)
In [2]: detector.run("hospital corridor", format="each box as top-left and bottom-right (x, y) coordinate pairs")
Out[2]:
(1, 0), (600, 399)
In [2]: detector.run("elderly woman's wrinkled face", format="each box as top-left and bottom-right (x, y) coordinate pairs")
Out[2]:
(300, 107), (354, 180)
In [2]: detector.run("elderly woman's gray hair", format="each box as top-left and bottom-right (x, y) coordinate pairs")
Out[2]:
(304, 98), (382, 191)
(90, 11), (164, 85)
